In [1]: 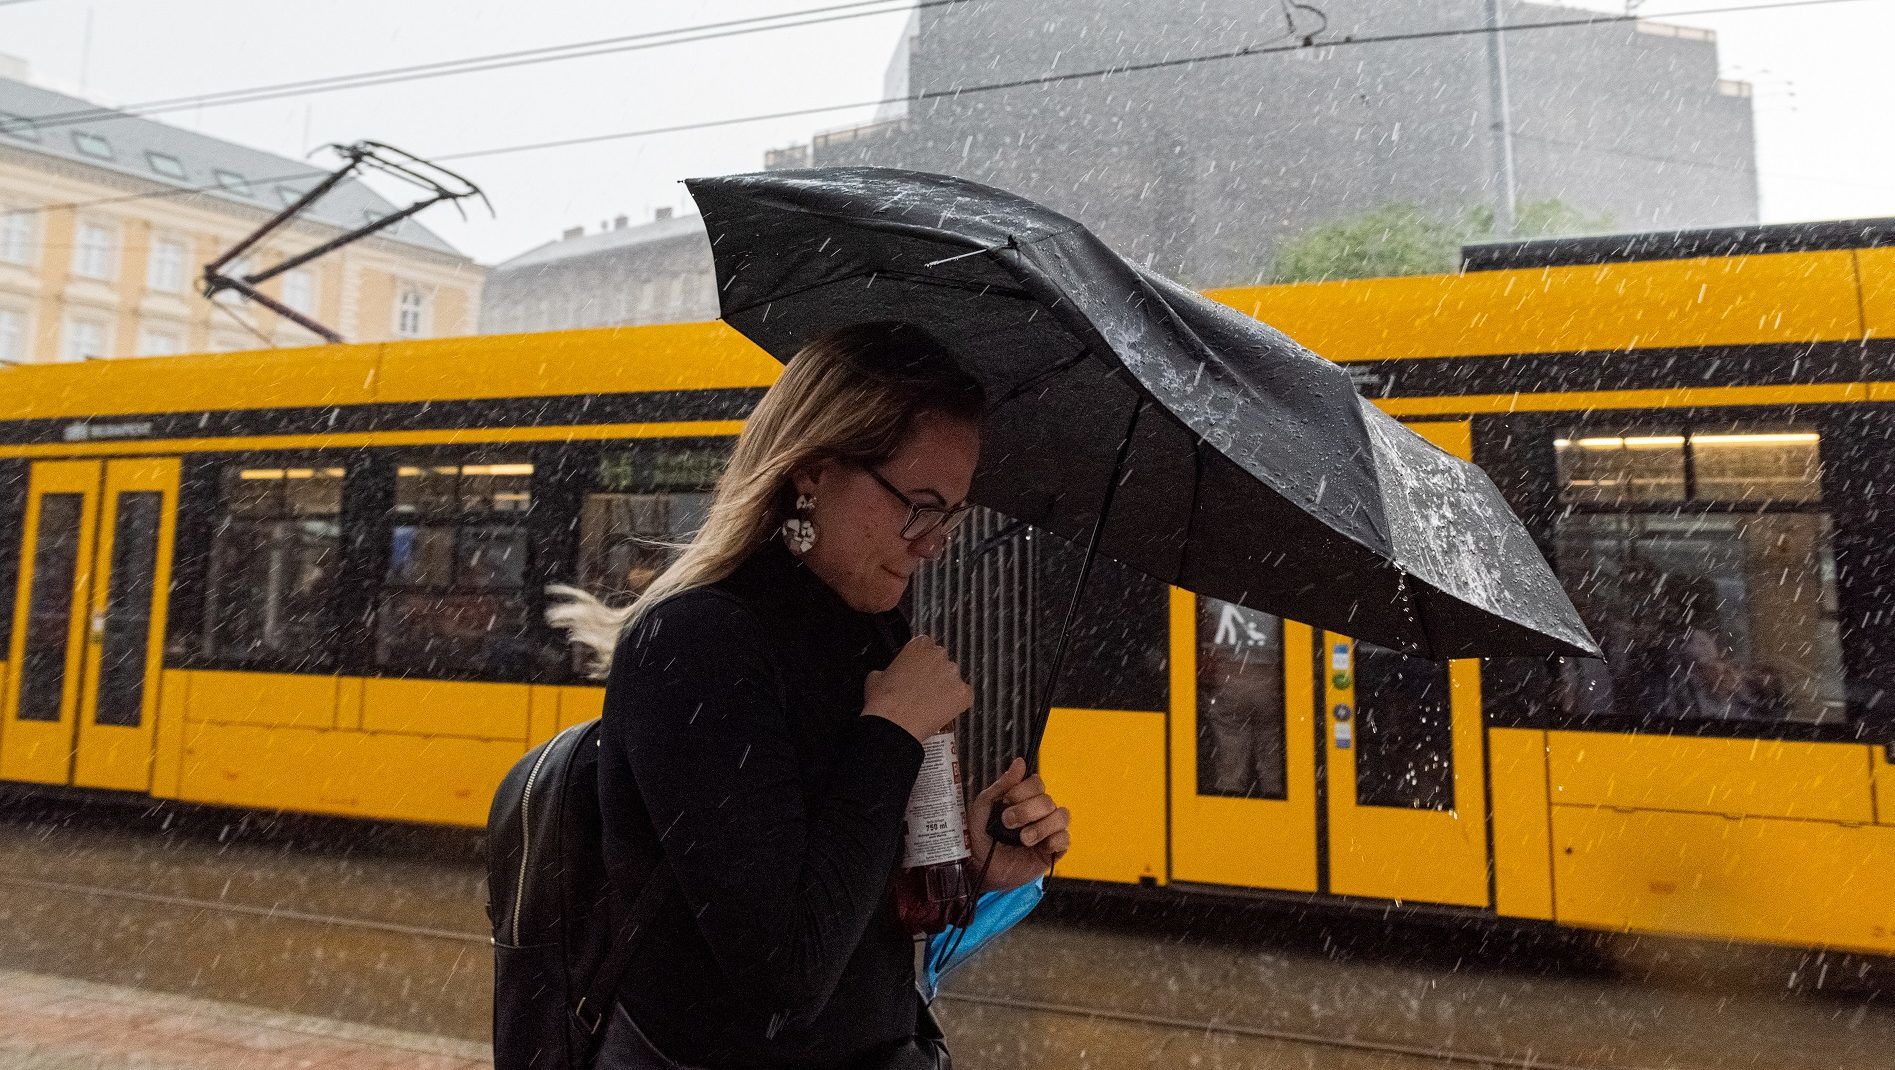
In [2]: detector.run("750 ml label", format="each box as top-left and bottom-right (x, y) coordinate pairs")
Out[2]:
(901, 732), (972, 867)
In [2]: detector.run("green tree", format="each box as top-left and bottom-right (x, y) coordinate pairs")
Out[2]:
(1271, 199), (1613, 284)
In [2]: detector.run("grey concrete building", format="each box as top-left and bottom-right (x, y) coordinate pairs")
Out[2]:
(786, 0), (1758, 287)
(479, 0), (1758, 332)
(479, 208), (717, 335)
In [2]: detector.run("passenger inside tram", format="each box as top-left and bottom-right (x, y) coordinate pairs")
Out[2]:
(1553, 427), (1846, 726)
(1196, 600), (1287, 799)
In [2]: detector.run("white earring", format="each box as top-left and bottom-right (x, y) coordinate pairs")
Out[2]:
(782, 493), (817, 554)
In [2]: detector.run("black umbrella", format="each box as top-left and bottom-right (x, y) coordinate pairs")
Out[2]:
(683, 167), (1597, 791)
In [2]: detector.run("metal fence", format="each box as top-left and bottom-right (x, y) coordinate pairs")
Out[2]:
(911, 507), (1038, 800)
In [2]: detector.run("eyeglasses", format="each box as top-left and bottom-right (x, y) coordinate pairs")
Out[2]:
(863, 466), (973, 541)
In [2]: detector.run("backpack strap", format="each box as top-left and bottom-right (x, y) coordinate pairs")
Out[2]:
(572, 857), (669, 1037)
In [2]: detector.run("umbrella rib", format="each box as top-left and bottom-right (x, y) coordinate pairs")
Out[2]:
(1025, 394), (1148, 768)
(1177, 436), (1205, 589)
(993, 348), (1091, 407)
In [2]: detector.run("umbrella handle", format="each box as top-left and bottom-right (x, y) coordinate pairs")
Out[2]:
(984, 803), (1024, 849)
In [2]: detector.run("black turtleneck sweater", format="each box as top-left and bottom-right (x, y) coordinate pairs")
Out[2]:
(598, 540), (927, 1068)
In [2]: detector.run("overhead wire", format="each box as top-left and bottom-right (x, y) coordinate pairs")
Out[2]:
(0, 0), (1878, 222)
(211, 300), (279, 349)
(417, 0), (1878, 169)
(17, 0), (968, 133)
(1278, 0), (1332, 44)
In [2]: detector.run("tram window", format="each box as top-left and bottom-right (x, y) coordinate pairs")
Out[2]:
(203, 465), (345, 671)
(0, 462), (21, 653)
(1555, 433), (1686, 504)
(1352, 643), (1453, 810)
(1691, 431), (1822, 504)
(375, 460), (536, 679)
(1195, 598), (1287, 800)
(18, 494), (83, 722)
(575, 443), (727, 602)
(95, 492), (162, 728)
(1552, 426), (1847, 727)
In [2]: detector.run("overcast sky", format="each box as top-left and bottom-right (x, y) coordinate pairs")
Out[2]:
(3, 0), (1891, 266)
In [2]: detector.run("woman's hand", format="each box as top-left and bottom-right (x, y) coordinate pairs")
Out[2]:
(864, 636), (972, 742)
(968, 757), (1070, 893)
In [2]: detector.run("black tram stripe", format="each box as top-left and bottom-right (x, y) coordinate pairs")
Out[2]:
(1463, 217), (1895, 273)
(1347, 340), (1895, 401)
(0, 387), (768, 448)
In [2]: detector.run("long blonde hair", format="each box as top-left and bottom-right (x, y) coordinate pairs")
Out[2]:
(548, 321), (984, 678)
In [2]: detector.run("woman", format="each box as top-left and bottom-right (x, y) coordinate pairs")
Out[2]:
(552, 321), (1072, 1069)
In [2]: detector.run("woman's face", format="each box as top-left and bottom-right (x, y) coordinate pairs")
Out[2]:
(792, 411), (981, 614)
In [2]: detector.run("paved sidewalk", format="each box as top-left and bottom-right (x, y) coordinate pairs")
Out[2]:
(0, 969), (491, 1070)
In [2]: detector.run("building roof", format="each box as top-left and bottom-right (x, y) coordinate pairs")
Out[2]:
(0, 75), (463, 258)
(494, 213), (707, 272)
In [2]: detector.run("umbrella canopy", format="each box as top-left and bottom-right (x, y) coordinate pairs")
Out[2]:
(683, 167), (1597, 661)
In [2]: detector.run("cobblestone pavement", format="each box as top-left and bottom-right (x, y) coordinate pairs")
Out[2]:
(0, 969), (490, 1070)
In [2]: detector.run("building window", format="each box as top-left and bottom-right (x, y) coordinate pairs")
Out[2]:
(376, 459), (536, 679)
(0, 111), (39, 141)
(137, 328), (183, 356)
(213, 170), (252, 196)
(282, 269), (316, 315)
(1552, 425), (1846, 726)
(146, 235), (189, 292)
(72, 131), (113, 160)
(395, 286), (429, 338)
(0, 206), (35, 266)
(71, 219), (117, 280)
(0, 307), (28, 362)
(145, 151), (187, 180)
(202, 464), (346, 670)
(61, 317), (108, 362)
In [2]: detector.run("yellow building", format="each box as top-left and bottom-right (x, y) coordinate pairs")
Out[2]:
(0, 72), (482, 364)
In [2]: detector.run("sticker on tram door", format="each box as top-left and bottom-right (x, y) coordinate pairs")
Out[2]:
(1331, 643), (1351, 671)
(1333, 704), (1353, 749)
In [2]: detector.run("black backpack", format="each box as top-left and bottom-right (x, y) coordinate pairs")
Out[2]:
(486, 720), (667, 1070)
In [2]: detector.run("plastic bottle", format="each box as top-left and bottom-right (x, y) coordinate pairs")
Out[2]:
(893, 731), (977, 935)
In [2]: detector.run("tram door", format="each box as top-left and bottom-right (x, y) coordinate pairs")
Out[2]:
(1167, 592), (1321, 892)
(1168, 421), (1488, 907)
(2, 458), (180, 791)
(1323, 421), (1488, 907)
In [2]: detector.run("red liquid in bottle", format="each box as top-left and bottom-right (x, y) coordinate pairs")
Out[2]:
(894, 731), (976, 935)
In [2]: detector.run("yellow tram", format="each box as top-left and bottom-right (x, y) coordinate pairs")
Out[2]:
(2, 219), (1891, 956)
